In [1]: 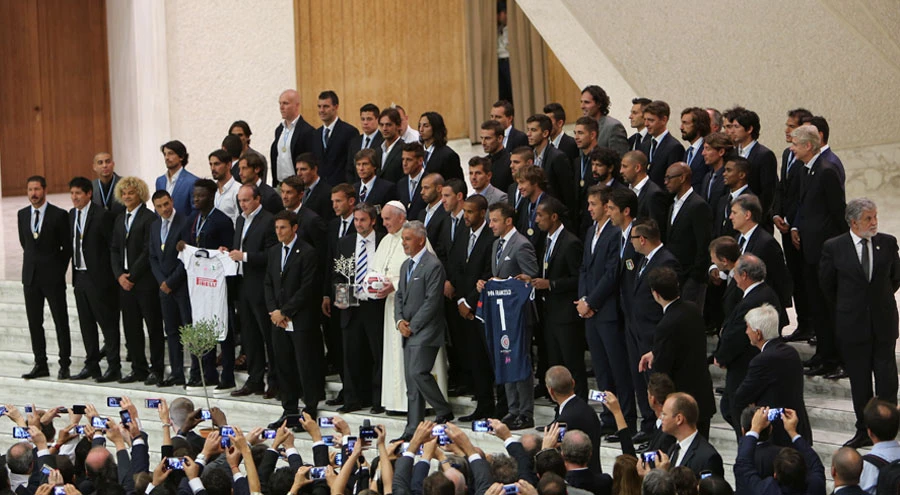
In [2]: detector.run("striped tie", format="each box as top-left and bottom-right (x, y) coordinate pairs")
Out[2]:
(356, 239), (368, 293)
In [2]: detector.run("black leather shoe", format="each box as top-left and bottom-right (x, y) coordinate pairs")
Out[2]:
(804, 364), (834, 377)
(844, 431), (873, 449)
(143, 372), (160, 386)
(598, 423), (618, 435)
(802, 356), (821, 368)
(161, 375), (185, 387)
(267, 416), (289, 429)
(325, 391), (345, 406)
(500, 413), (517, 426)
(783, 330), (813, 342)
(22, 365), (50, 379)
(118, 372), (147, 384)
(215, 382), (236, 391)
(370, 405), (386, 414)
(72, 367), (101, 380)
(96, 369), (122, 383)
(390, 435), (411, 443)
(605, 432), (621, 442)
(263, 387), (280, 400)
(386, 410), (406, 417)
(434, 413), (455, 424)
(807, 337), (817, 346)
(632, 430), (652, 443)
(338, 403), (362, 414)
(460, 408), (494, 422)
(511, 416), (534, 430)
(186, 377), (203, 387)
(231, 385), (263, 397)
(824, 366), (849, 380)
(57, 367), (70, 380)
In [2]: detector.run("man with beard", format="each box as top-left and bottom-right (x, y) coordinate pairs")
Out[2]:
(680, 107), (712, 190)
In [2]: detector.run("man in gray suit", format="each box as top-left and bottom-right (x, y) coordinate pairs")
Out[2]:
(581, 85), (629, 156)
(395, 220), (454, 438)
(478, 202), (539, 429)
(468, 156), (509, 206)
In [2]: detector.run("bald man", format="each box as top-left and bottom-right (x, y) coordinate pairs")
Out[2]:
(662, 162), (712, 310)
(270, 89), (315, 187)
(831, 447), (864, 494)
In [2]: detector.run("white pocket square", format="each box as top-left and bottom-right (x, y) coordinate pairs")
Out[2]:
(413, 277), (421, 281)
(504, 256), (511, 261)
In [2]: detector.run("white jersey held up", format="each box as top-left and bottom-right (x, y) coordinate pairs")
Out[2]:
(178, 245), (238, 340)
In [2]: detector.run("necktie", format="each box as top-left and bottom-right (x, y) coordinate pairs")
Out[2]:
(706, 173), (715, 201)
(33, 209), (40, 235)
(359, 185), (368, 203)
(685, 147), (694, 164)
(638, 256), (649, 277)
(304, 188), (311, 199)
(670, 443), (681, 467)
(161, 219), (169, 243)
(535, 153), (543, 168)
(363, 136), (370, 149)
(281, 246), (290, 272)
(650, 138), (658, 162)
(861, 238), (871, 282)
(340, 219), (348, 237)
(409, 179), (417, 200)
(451, 217), (458, 243)
(786, 151), (796, 175)
(323, 128), (331, 149)
(356, 239), (368, 293)
(125, 212), (132, 237)
(544, 237), (554, 276)
(467, 232), (476, 259)
(75, 209), (83, 268)
(496, 238), (506, 265)
(738, 236), (746, 252)
(406, 259), (415, 283)
(425, 150), (432, 167)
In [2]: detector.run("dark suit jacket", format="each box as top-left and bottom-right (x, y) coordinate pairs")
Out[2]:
(438, 212), (467, 268)
(713, 188), (754, 239)
(636, 178), (673, 239)
(110, 204), (158, 291)
(258, 183), (283, 215)
(700, 167), (726, 206)
(355, 177), (397, 209)
(326, 231), (384, 326)
(425, 144), (463, 180)
(744, 226), (792, 310)
(628, 132), (652, 154)
(270, 116), (316, 186)
(538, 228), (583, 326)
(555, 133), (579, 162)
(345, 132), (384, 182)
(302, 180), (335, 221)
(647, 133), (685, 187)
(182, 208), (234, 250)
(234, 209), (278, 297)
(793, 155), (847, 263)
(149, 212), (190, 290)
(685, 141), (708, 190)
(418, 205), (449, 263)
(645, 425), (676, 455)
(313, 118), (360, 186)
(820, 232), (900, 343)
(155, 169), (199, 217)
(665, 192), (712, 284)
(505, 127), (528, 151)
(324, 215), (356, 292)
(578, 220), (621, 322)
(92, 174), (125, 215)
(378, 138), (405, 183)
(566, 469), (611, 495)
(820, 147), (846, 185)
(19, 203), (71, 286)
(745, 142), (778, 218)
(629, 247), (680, 348)
(557, 395), (605, 473)
(536, 144), (578, 219)
(734, 435), (824, 495)
(773, 148), (804, 229)
(291, 207), (327, 272)
(734, 339), (812, 445)
(651, 300), (715, 422)
(69, 204), (115, 288)
(448, 224), (496, 308)
(714, 283), (783, 380)
(668, 433), (724, 477)
(489, 148), (514, 192)
(264, 237), (317, 327)
(398, 175), (426, 221)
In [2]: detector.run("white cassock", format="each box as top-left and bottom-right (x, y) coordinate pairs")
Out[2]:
(374, 230), (448, 411)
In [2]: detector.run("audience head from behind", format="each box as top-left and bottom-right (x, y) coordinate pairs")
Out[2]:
(648, 266), (680, 306)
(85, 447), (117, 482)
(168, 398), (195, 434)
(490, 454), (519, 484)
(864, 397), (899, 444)
(6, 442), (34, 475)
(545, 365), (576, 406)
(697, 476), (733, 495)
(831, 447), (863, 490)
(613, 455), (642, 495)
(642, 469), (675, 495)
(772, 447), (806, 492)
(441, 467), (466, 495)
(538, 473), (568, 495)
(660, 393), (699, 441)
(740, 406), (771, 442)
(560, 429), (592, 470)
(648, 373), (676, 417)
(268, 467), (296, 495)
(201, 467), (232, 495)
(423, 472), (455, 495)
(743, 303), (780, 350)
(534, 448), (567, 478)
(669, 466), (698, 495)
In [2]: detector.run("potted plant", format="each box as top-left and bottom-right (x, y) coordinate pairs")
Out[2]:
(179, 317), (219, 411)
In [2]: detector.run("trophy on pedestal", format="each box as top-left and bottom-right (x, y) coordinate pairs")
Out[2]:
(333, 255), (360, 309)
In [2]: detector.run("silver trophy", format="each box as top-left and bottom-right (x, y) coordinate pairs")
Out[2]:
(333, 255), (360, 309)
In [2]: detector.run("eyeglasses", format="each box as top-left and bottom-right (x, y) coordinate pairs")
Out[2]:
(663, 173), (684, 181)
(630, 235), (643, 239)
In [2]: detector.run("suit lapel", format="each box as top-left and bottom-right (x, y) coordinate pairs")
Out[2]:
(846, 233), (868, 281)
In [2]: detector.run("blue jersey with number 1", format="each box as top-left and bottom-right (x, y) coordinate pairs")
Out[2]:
(476, 278), (532, 384)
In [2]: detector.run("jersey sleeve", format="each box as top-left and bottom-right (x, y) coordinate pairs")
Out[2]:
(178, 244), (197, 267)
(475, 285), (488, 323)
(218, 250), (239, 277)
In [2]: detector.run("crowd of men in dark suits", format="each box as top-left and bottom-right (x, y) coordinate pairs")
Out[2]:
(16, 85), (900, 493)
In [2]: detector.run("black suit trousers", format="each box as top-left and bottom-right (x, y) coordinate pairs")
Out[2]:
(445, 301), (468, 386)
(803, 262), (839, 365)
(239, 288), (274, 390)
(721, 367), (748, 440)
(464, 317), (497, 410)
(119, 286), (165, 375)
(23, 283), (71, 367)
(341, 299), (385, 406)
(542, 315), (587, 399)
(273, 325), (325, 416)
(585, 318), (635, 427)
(782, 233), (810, 329)
(624, 321), (656, 432)
(72, 271), (120, 371)
(841, 337), (899, 432)
(322, 310), (343, 380)
(159, 286), (191, 380)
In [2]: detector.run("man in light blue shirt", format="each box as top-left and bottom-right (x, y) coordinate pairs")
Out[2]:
(859, 398), (900, 493)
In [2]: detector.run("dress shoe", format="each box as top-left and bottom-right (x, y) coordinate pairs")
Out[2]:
(598, 423), (618, 435)
(96, 369), (122, 383)
(605, 432), (620, 443)
(434, 413), (455, 424)
(783, 330), (813, 342)
(460, 409), (494, 422)
(802, 356), (821, 368)
(325, 390), (344, 406)
(370, 405), (386, 414)
(500, 413), (517, 426)
(72, 367), (101, 380)
(390, 435), (411, 443)
(386, 410), (406, 417)
(804, 364), (834, 377)
(143, 372), (160, 386)
(186, 377), (203, 387)
(824, 366), (849, 380)
(231, 385), (263, 397)
(57, 367), (70, 380)
(632, 430), (652, 443)
(267, 416), (289, 429)
(263, 388), (280, 400)
(807, 337), (817, 346)
(844, 431), (873, 449)
(338, 403), (362, 414)
(161, 375), (185, 387)
(511, 416), (534, 430)
(22, 365), (49, 379)
(636, 441), (650, 453)
(118, 372), (147, 384)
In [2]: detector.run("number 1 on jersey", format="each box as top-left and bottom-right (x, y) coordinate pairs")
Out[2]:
(496, 298), (507, 332)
